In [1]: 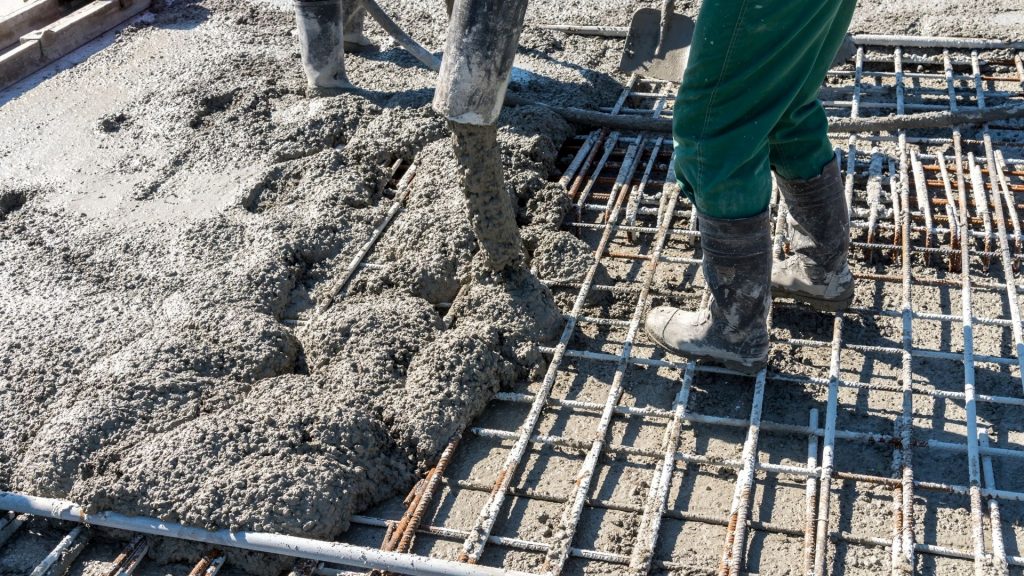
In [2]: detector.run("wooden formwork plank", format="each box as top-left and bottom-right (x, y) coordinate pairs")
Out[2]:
(0, 0), (150, 91)
(0, 38), (43, 87)
(0, 0), (63, 51)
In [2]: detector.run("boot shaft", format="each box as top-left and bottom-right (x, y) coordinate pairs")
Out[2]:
(771, 157), (855, 311)
(698, 210), (772, 344)
(777, 157), (850, 271)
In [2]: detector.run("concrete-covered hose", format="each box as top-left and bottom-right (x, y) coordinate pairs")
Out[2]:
(293, 0), (350, 92)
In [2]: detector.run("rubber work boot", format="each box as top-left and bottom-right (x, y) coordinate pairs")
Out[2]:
(645, 210), (772, 375)
(293, 0), (353, 93)
(343, 4), (375, 52)
(772, 158), (854, 312)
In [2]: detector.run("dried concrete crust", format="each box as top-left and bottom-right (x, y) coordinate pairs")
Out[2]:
(0, 0), (578, 572)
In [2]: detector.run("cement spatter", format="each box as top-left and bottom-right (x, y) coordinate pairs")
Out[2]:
(450, 121), (525, 272)
(380, 259), (564, 463)
(349, 139), (478, 305)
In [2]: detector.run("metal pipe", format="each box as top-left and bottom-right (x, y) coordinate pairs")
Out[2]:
(433, 0), (529, 125)
(0, 492), (534, 576)
(359, 0), (440, 72)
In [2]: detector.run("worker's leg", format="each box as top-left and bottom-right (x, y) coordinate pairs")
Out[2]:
(343, 1), (374, 51)
(651, 0), (857, 369)
(768, 0), (857, 181)
(293, 0), (351, 93)
(672, 0), (856, 219)
(768, 0), (857, 312)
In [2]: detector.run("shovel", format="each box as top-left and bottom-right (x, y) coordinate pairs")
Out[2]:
(618, 0), (695, 82)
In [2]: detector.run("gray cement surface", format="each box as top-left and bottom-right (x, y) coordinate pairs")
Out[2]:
(1, 0), (1022, 574)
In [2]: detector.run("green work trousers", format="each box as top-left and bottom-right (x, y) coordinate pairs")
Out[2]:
(672, 0), (856, 219)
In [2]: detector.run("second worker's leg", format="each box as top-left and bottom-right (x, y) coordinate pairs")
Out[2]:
(769, 0), (857, 312)
(343, 1), (374, 52)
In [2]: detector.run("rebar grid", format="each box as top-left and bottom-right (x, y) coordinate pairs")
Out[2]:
(4, 37), (1024, 576)
(341, 40), (1024, 576)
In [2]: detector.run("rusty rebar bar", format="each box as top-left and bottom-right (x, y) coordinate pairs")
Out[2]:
(187, 551), (225, 576)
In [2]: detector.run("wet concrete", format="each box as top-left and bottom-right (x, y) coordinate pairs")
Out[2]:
(1, 0), (1021, 573)
(450, 122), (524, 272)
(0, 2), (579, 570)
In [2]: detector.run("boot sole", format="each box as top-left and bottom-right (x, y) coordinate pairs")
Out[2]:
(688, 352), (767, 376)
(648, 333), (767, 377)
(772, 287), (853, 313)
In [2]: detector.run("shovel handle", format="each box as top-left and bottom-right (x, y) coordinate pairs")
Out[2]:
(659, 0), (675, 42)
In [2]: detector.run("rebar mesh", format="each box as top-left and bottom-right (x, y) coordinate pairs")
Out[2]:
(4, 37), (1024, 576)
(344, 40), (1024, 576)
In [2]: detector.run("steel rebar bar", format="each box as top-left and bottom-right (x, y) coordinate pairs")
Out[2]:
(627, 361), (694, 575)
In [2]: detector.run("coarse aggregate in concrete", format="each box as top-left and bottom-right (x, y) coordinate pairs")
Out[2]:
(1, 0), (1022, 574)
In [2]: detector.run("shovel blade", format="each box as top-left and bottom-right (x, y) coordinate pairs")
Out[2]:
(618, 8), (695, 82)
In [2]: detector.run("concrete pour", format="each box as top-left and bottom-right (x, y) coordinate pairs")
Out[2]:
(0, 0), (1021, 574)
(0, 1), (584, 571)
(450, 122), (525, 272)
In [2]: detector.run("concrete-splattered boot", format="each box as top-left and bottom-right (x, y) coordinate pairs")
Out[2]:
(294, 0), (353, 94)
(772, 158), (854, 312)
(645, 210), (772, 375)
(343, 3), (375, 52)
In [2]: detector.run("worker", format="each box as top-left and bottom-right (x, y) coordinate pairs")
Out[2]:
(645, 0), (857, 374)
(292, 0), (374, 93)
